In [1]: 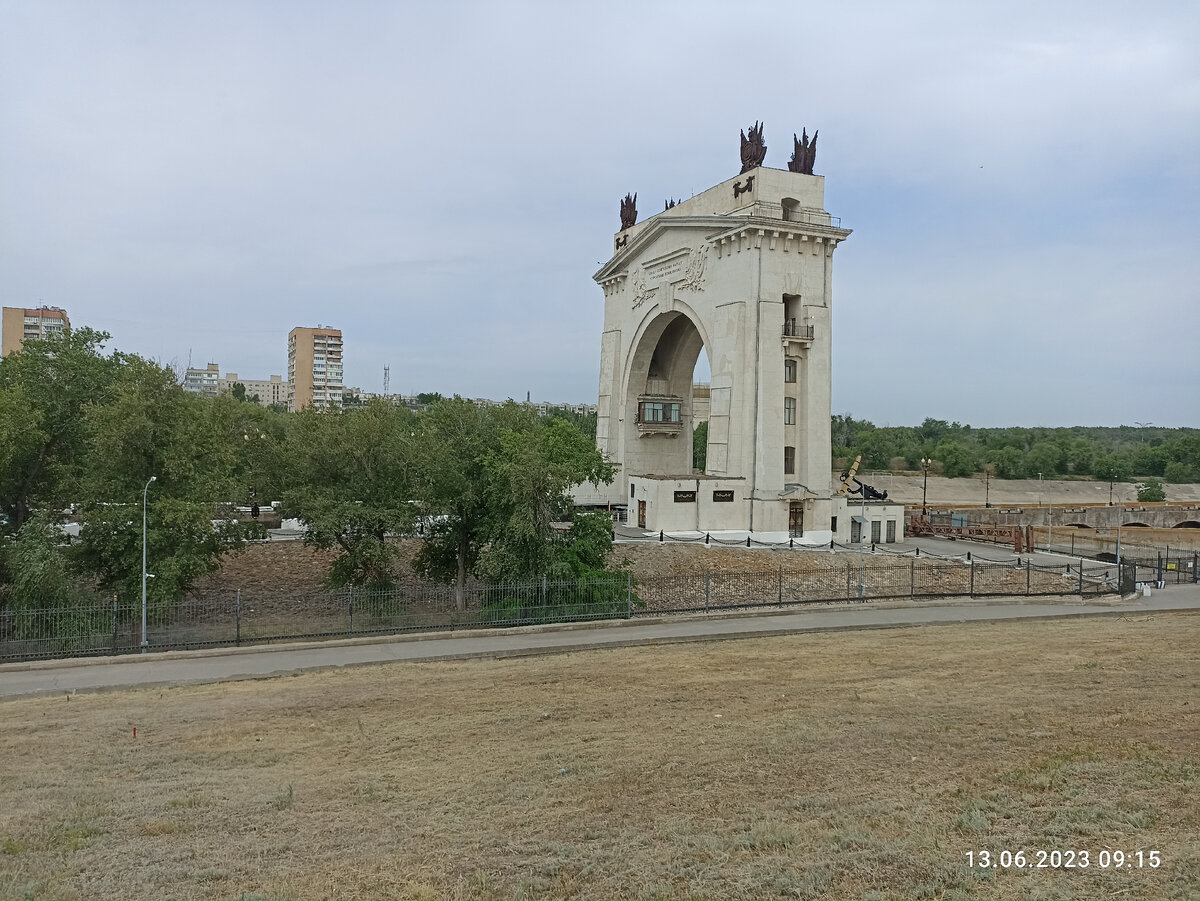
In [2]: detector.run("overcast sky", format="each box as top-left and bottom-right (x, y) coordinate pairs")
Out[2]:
(2, 1), (1197, 427)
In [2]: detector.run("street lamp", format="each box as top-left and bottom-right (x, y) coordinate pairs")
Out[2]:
(141, 475), (156, 653)
(920, 458), (932, 517)
(984, 465), (992, 508)
(857, 486), (867, 598)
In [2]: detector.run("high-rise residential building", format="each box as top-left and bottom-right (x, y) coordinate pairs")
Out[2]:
(183, 362), (221, 398)
(287, 326), (343, 411)
(2, 306), (70, 356)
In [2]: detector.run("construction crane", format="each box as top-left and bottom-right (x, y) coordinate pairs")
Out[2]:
(838, 455), (889, 501)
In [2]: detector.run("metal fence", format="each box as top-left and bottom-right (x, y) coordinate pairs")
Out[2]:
(0, 557), (1137, 663)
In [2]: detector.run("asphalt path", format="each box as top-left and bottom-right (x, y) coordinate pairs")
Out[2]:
(3, 585), (1197, 701)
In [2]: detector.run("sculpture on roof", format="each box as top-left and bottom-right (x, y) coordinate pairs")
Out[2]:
(788, 128), (818, 175)
(619, 192), (637, 230)
(740, 121), (766, 173)
(664, 198), (678, 210)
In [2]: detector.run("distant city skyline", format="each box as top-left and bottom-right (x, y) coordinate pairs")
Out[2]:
(2, 2), (1197, 427)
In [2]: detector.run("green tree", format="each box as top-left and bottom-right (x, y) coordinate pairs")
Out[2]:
(411, 397), (503, 608)
(0, 328), (121, 531)
(74, 357), (260, 604)
(933, 440), (977, 478)
(231, 382), (247, 402)
(693, 420), (708, 471)
(1131, 445), (1168, 477)
(1094, 453), (1132, 502)
(987, 446), (1026, 479)
(1164, 461), (1197, 484)
(0, 512), (93, 615)
(1027, 441), (1065, 477)
(477, 416), (613, 583)
(1137, 478), (1165, 502)
(283, 400), (417, 587)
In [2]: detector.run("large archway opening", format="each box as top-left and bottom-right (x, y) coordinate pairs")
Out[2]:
(624, 311), (708, 481)
(692, 347), (711, 473)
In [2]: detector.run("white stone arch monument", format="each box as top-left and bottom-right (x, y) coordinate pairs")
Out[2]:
(593, 166), (851, 540)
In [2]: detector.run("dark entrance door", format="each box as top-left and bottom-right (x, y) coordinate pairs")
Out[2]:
(788, 502), (804, 537)
(637, 500), (647, 529)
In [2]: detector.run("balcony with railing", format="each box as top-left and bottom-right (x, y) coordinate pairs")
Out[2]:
(636, 396), (684, 436)
(782, 318), (815, 352)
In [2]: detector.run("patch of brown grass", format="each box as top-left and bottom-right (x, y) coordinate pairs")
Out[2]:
(1, 615), (1197, 900)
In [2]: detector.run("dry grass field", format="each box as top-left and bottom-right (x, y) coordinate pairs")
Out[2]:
(2, 614), (1197, 901)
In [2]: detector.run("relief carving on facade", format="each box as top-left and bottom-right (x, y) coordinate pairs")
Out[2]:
(677, 245), (708, 293)
(630, 270), (658, 309)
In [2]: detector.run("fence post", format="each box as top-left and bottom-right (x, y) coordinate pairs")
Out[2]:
(112, 596), (119, 655)
(1078, 559), (1084, 596)
(659, 530), (664, 543)
(705, 571), (710, 612)
(236, 589), (241, 647)
(846, 563), (852, 600)
(626, 572), (632, 618)
(541, 576), (547, 607)
(706, 532), (710, 546)
(1194, 552), (1198, 584)
(1026, 559), (1031, 596)
(348, 587), (354, 636)
(778, 564), (783, 605)
(969, 561), (975, 597)
(910, 559), (915, 598)
(746, 536), (751, 548)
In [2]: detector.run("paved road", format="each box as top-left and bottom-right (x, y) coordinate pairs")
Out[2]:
(3, 586), (1197, 701)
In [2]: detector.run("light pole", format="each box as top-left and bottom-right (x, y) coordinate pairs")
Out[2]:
(141, 475), (156, 653)
(857, 488), (867, 598)
(921, 457), (932, 517)
(1115, 503), (1123, 575)
(984, 465), (992, 508)
(1036, 472), (1044, 554)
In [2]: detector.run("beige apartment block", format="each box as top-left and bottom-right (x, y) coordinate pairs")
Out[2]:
(593, 164), (899, 543)
(183, 364), (287, 407)
(288, 326), (344, 411)
(2, 305), (70, 356)
(220, 373), (287, 408)
(183, 362), (221, 398)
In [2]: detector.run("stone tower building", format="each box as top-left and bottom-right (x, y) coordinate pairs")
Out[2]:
(592, 165), (852, 541)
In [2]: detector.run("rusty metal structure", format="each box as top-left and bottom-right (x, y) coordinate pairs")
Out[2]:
(908, 516), (1032, 553)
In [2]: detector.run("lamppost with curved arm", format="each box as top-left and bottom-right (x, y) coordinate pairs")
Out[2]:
(141, 475), (156, 653)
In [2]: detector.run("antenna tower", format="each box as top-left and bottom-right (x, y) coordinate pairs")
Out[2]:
(383, 364), (390, 397)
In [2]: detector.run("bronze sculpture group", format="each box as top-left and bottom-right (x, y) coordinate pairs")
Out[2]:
(788, 128), (818, 176)
(617, 123), (820, 231)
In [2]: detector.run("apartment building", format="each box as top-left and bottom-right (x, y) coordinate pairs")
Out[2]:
(221, 373), (288, 407)
(183, 363), (221, 398)
(287, 326), (343, 411)
(183, 363), (288, 407)
(1, 305), (70, 356)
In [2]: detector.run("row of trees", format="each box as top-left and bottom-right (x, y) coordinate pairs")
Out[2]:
(1, 331), (614, 616)
(832, 415), (1200, 482)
